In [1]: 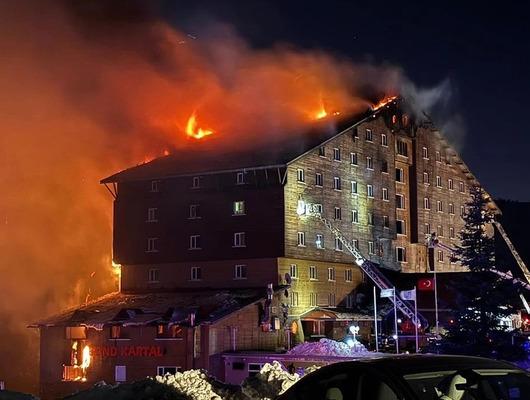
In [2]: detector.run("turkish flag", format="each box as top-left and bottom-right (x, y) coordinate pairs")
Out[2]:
(418, 278), (434, 291)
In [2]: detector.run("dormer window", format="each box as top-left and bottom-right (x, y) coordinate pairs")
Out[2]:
(192, 176), (201, 189)
(236, 172), (245, 185)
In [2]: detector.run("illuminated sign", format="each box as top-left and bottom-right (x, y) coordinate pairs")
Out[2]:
(91, 345), (164, 357)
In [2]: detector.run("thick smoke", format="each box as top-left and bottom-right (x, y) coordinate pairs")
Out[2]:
(0, 1), (450, 393)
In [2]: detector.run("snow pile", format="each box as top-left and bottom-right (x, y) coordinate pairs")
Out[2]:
(241, 361), (299, 400)
(287, 338), (368, 357)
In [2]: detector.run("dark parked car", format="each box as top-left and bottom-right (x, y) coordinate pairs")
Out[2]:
(276, 355), (530, 400)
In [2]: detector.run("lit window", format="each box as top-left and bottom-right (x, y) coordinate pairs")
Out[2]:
(422, 147), (428, 159)
(297, 168), (305, 182)
(396, 247), (407, 262)
(148, 268), (160, 282)
(368, 212), (374, 225)
(192, 176), (201, 189)
(449, 203), (455, 214)
(290, 292), (299, 307)
(115, 365), (127, 382)
(316, 234), (324, 249)
(233, 232), (246, 247)
(189, 204), (200, 219)
(318, 146), (325, 157)
(289, 264), (298, 279)
(351, 181), (358, 194)
(368, 241), (375, 255)
(424, 197), (431, 210)
(234, 264), (247, 279)
(189, 235), (201, 250)
(190, 266), (202, 281)
(423, 171), (430, 185)
(310, 292), (317, 306)
(448, 178), (454, 190)
(382, 187), (389, 201)
(345, 268), (353, 282)
(366, 156), (374, 170)
(147, 237), (158, 253)
(335, 238), (343, 251)
(459, 181), (465, 193)
(436, 175), (442, 188)
(396, 194), (405, 209)
(396, 139), (408, 156)
(395, 168), (404, 183)
(365, 128), (373, 142)
(233, 201), (245, 215)
(392, 114), (397, 124)
(333, 176), (342, 190)
(351, 210), (359, 224)
(297, 232), (306, 247)
(315, 173), (323, 187)
(350, 152), (358, 165)
(150, 180), (160, 193)
(396, 220), (406, 235)
(333, 148), (341, 161)
(309, 265), (318, 280)
(236, 172), (245, 185)
(110, 325), (121, 339)
(328, 267), (336, 281)
(437, 250), (444, 262)
(367, 184), (374, 198)
(383, 215), (389, 229)
(381, 133), (388, 147)
(437, 201), (443, 213)
(334, 207), (342, 220)
(147, 207), (158, 222)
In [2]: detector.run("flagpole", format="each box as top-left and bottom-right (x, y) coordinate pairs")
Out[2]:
(414, 286), (419, 353)
(373, 286), (379, 352)
(393, 287), (399, 354)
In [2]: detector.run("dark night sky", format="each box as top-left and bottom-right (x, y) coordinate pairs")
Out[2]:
(160, 0), (530, 201)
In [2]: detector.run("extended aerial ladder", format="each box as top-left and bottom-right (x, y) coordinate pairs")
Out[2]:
(298, 200), (426, 327)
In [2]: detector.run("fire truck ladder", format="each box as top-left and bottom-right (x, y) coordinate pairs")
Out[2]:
(493, 221), (530, 285)
(318, 214), (426, 327)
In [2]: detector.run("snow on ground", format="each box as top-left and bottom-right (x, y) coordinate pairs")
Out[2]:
(287, 338), (369, 357)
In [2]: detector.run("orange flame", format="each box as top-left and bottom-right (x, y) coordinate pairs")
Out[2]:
(186, 112), (214, 139)
(372, 95), (398, 111)
(313, 96), (340, 120)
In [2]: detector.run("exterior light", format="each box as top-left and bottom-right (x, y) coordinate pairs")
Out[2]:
(354, 257), (364, 266)
(345, 338), (355, 348)
(397, 318), (402, 324)
(392, 334), (398, 340)
(296, 200), (306, 216)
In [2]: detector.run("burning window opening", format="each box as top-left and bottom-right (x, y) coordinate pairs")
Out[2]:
(63, 340), (91, 382)
(186, 112), (214, 139)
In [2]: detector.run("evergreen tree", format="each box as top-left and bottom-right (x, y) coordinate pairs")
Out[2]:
(441, 185), (524, 359)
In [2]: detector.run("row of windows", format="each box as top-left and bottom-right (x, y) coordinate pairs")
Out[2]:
(146, 231), (247, 252)
(423, 198), (465, 216)
(292, 291), (341, 307)
(149, 171), (250, 193)
(147, 264), (248, 283)
(421, 146), (452, 165)
(422, 172), (466, 192)
(424, 223), (457, 239)
(289, 264), (353, 282)
(297, 159), (403, 183)
(146, 201), (246, 223)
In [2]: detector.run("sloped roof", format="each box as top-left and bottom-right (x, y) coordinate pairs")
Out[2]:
(29, 288), (284, 328)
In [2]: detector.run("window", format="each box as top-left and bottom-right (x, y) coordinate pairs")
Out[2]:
(234, 264), (247, 279)
(110, 325), (121, 339)
(449, 202), (455, 214)
(424, 223), (431, 235)
(396, 194), (405, 209)
(381, 160), (388, 173)
(147, 237), (158, 253)
(402, 114), (409, 125)
(351, 180), (358, 194)
(334, 207), (342, 220)
(333, 147), (341, 161)
(438, 225), (444, 237)
(297, 232), (306, 247)
(345, 268), (353, 282)
(233, 232), (246, 247)
(423, 171), (430, 184)
(316, 234), (324, 249)
(422, 146), (429, 159)
(365, 128), (373, 142)
(381, 133), (388, 146)
(150, 180), (160, 193)
(148, 268), (160, 283)
(157, 366), (181, 376)
(290, 292), (299, 307)
(328, 267), (336, 281)
(367, 184), (374, 198)
(351, 209), (359, 224)
(147, 207), (158, 222)
(366, 156), (374, 170)
(395, 168), (404, 183)
(459, 181), (465, 193)
(297, 168), (305, 182)
(392, 114), (397, 124)
(346, 294), (354, 308)
(189, 204), (200, 219)
(352, 239), (359, 250)
(248, 363), (264, 378)
(396, 220), (406, 235)
(368, 241), (375, 255)
(189, 235), (201, 250)
(437, 250), (444, 262)
(314, 203), (323, 214)
(115, 366), (126, 382)
(315, 173), (323, 187)
(233, 200), (245, 215)
(333, 176), (342, 190)
(236, 172), (245, 185)
(289, 264), (298, 279)
(190, 266), (202, 281)
(368, 212), (374, 225)
(318, 146), (325, 157)
(396, 247), (407, 262)
(310, 292), (317, 306)
(309, 265), (318, 280)
(424, 197), (431, 209)
(334, 237), (343, 251)
(461, 205), (466, 217)
(383, 215), (389, 229)
(450, 227), (455, 238)
(396, 139), (408, 156)
(448, 178), (454, 190)
(382, 187), (389, 201)
(435, 151), (442, 163)
(328, 293), (336, 307)
(436, 175), (442, 188)
(350, 152), (358, 165)
(437, 200), (443, 212)
(192, 176), (201, 189)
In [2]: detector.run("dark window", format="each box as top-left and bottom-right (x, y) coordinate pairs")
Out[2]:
(396, 139), (408, 156)
(318, 146), (325, 157)
(382, 160), (388, 173)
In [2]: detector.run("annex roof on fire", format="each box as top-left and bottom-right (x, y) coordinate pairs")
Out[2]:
(29, 288), (284, 328)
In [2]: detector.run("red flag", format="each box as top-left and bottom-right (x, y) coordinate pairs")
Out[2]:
(418, 278), (434, 291)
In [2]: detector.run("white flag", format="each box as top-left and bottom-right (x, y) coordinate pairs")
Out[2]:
(380, 288), (395, 298)
(400, 289), (416, 301)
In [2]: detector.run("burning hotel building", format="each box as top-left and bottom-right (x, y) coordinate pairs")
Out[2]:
(32, 98), (494, 398)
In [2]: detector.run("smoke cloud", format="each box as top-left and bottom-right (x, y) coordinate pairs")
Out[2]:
(0, 1), (455, 392)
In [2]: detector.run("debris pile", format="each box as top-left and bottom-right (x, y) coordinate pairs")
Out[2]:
(240, 361), (299, 400)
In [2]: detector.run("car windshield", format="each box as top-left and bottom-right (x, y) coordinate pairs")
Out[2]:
(403, 368), (530, 400)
